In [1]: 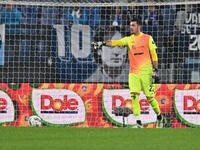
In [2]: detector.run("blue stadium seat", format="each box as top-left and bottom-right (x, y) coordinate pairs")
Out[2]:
(59, 7), (69, 25)
(61, 6), (100, 26)
(0, 4), (4, 12)
(88, 7), (100, 26)
(41, 6), (59, 25)
(19, 40), (31, 62)
(142, 25), (158, 43)
(162, 5), (176, 36)
(17, 5), (39, 24)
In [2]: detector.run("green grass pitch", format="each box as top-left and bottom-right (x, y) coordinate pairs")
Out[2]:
(0, 127), (199, 150)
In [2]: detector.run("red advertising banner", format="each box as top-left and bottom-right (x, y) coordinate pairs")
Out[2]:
(0, 83), (200, 128)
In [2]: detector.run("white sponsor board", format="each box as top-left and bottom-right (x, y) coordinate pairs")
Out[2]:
(0, 90), (14, 124)
(102, 89), (157, 126)
(174, 89), (200, 127)
(31, 89), (86, 126)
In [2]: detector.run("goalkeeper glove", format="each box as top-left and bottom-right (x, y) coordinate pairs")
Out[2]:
(152, 68), (160, 84)
(91, 41), (106, 50)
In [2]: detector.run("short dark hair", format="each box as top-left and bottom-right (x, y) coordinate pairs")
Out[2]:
(130, 16), (142, 26)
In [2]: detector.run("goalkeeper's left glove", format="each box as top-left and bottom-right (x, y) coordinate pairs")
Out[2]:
(91, 41), (106, 50)
(152, 68), (160, 84)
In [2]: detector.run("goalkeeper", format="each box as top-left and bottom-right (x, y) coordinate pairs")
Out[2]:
(92, 17), (165, 128)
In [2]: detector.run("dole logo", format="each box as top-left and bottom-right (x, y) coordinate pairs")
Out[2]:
(0, 90), (15, 124)
(112, 95), (150, 114)
(41, 95), (78, 113)
(31, 89), (86, 126)
(0, 98), (7, 113)
(174, 89), (200, 127)
(103, 89), (157, 126)
(184, 96), (200, 113)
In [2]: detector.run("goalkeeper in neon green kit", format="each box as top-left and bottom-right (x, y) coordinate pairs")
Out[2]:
(92, 17), (166, 128)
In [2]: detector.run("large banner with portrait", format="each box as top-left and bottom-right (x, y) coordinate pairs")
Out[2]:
(54, 24), (129, 83)
(0, 5), (129, 83)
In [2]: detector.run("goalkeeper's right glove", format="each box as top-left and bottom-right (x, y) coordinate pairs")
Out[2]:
(91, 41), (106, 50)
(152, 68), (160, 84)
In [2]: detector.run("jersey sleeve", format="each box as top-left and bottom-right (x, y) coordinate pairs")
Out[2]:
(120, 37), (129, 46)
(111, 37), (129, 47)
(149, 36), (158, 61)
(149, 36), (157, 50)
(111, 40), (123, 47)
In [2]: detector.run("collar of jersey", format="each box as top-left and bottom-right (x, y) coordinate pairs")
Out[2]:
(134, 32), (143, 39)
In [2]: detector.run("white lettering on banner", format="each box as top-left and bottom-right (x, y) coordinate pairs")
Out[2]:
(54, 24), (91, 61)
(31, 89), (86, 126)
(102, 89), (157, 126)
(181, 13), (200, 51)
(71, 24), (91, 59)
(181, 24), (199, 34)
(0, 90), (14, 124)
(189, 35), (200, 51)
(174, 89), (200, 127)
(53, 25), (65, 57)
(185, 13), (200, 24)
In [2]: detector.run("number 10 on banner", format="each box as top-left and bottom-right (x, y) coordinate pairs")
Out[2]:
(53, 24), (91, 61)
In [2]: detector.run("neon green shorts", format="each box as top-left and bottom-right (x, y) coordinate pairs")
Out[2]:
(129, 73), (155, 97)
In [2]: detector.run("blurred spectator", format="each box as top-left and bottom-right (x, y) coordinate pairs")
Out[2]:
(0, 3), (21, 25)
(60, 6), (100, 30)
(0, 3), (22, 64)
(100, 6), (113, 25)
(100, 6), (122, 26)
(41, 6), (59, 25)
(143, 0), (163, 27)
(112, 6), (122, 27)
(174, 5), (186, 32)
(88, 7), (101, 28)
(122, 0), (143, 35)
(0, 3), (22, 34)
(160, 4), (175, 68)
(19, 5), (39, 24)
(122, 0), (143, 25)
(66, 6), (88, 25)
(142, 0), (164, 73)
(142, 0), (163, 43)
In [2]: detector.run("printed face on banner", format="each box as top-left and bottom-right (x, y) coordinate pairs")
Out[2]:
(174, 89), (200, 127)
(100, 32), (127, 68)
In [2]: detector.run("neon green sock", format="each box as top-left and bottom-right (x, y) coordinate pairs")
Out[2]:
(131, 94), (140, 117)
(148, 98), (160, 115)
